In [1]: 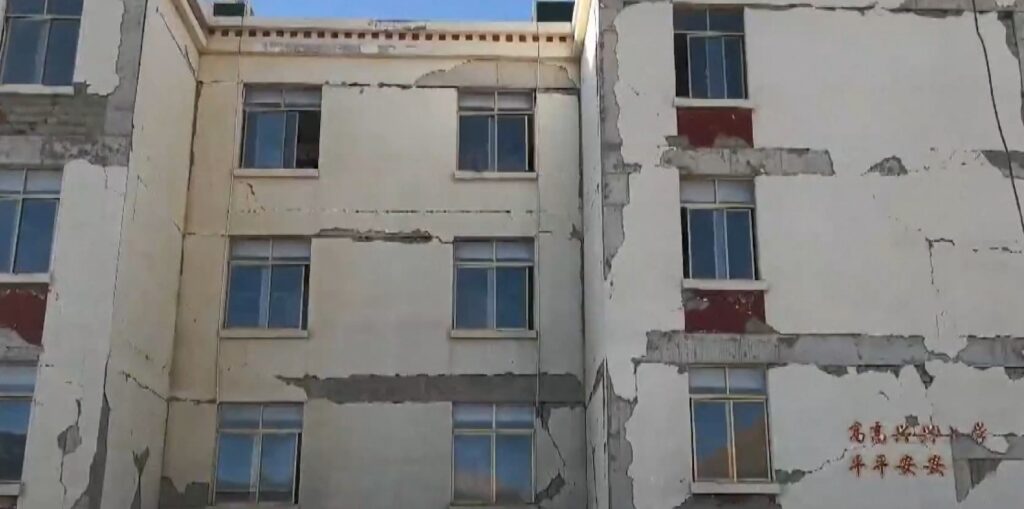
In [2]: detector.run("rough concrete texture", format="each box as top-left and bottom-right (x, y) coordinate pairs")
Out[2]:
(278, 373), (584, 404)
(661, 146), (835, 177)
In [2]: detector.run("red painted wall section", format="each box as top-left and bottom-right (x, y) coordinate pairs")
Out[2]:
(0, 285), (48, 346)
(683, 289), (768, 334)
(676, 107), (754, 148)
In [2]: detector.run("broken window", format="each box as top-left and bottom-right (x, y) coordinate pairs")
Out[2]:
(681, 179), (756, 280)
(690, 367), (771, 482)
(458, 91), (535, 173)
(674, 7), (746, 99)
(453, 239), (534, 330)
(453, 404), (534, 505)
(0, 169), (61, 274)
(215, 404), (302, 503)
(241, 86), (321, 169)
(224, 239), (310, 330)
(0, 365), (36, 482)
(0, 0), (82, 86)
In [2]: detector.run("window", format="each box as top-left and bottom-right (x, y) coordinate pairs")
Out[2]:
(0, 366), (36, 482)
(458, 91), (534, 173)
(681, 179), (755, 280)
(0, 0), (81, 86)
(241, 86), (321, 169)
(0, 169), (60, 274)
(225, 239), (310, 330)
(689, 367), (770, 482)
(452, 404), (534, 505)
(674, 7), (746, 99)
(215, 404), (302, 504)
(453, 240), (534, 330)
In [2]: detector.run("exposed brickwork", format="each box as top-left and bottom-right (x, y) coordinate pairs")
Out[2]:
(0, 284), (48, 345)
(684, 289), (766, 334)
(676, 107), (754, 148)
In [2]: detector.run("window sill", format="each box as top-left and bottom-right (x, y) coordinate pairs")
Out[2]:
(0, 273), (51, 285)
(219, 328), (309, 340)
(233, 168), (320, 179)
(0, 482), (20, 497)
(450, 329), (538, 340)
(0, 84), (74, 96)
(453, 171), (537, 181)
(691, 481), (780, 495)
(674, 97), (753, 109)
(683, 279), (768, 292)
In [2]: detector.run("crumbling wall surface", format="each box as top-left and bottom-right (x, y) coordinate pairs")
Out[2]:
(590, 0), (1024, 508)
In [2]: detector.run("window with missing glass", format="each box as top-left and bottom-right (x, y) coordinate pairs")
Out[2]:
(0, 169), (61, 274)
(0, 365), (36, 483)
(241, 86), (321, 169)
(674, 7), (746, 99)
(681, 179), (756, 280)
(0, 0), (81, 86)
(225, 239), (310, 330)
(458, 91), (535, 173)
(215, 404), (302, 504)
(690, 367), (771, 482)
(453, 240), (534, 330)
(452, 404), (534, 505)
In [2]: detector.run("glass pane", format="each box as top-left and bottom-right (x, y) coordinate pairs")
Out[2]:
(251, 112), (287, 168)
(455, 241), (492, 261)
(283, 88), (321, 107)
(724, 37), (745, 99)
(692, 401), (731, 480)
(262, 405), (302, 430)
(216, 434), (255, 498)
(24, 171), (61, 193)
(271, 239), (310, 260)
(0, 366), (36, 395)
(728, 368), (766, 395)
(713, 210), (728, 279)
(495, 434), (532, 503)
(0, 401), (31, 481)
(225, 265), (267, 328)
(689, 368), (727, 394)
(1, 18), (47, 85)
(495, 267), (528, 329)
(242, 112), (259, 167)
(219, 405), (262, 429)
(454, 404), (494, 429)
(680, 180), (715, 204)
(686, 209), (716, 279)
(674, 7), (707, 31)
(7, 0), (45, 15)
(687, 36), (708, 99)
(495, 241), (533, 262)
(453, 434), (492, 503)
(41, 19), (78, 86)
(459, 115), (493, 171)
(716, 180), (754, 204)
(733, 402), (770, 479)
(0, 200), (17, 272)
(258, 434), (298, 502)
(47, 0), (84, 15)
(496, 115), (528, 172)
(268, 266), (304, 329)
(295, 111), (320, 169)
(282, 112), (298, 169)
(496, 405), (533, 430)
(496, 92), (533, 111)
(674, 34), (689, 98)
(455, 267), (491, 329)
(459, 92), (495, 110)
(232, 239), (272, 260)
(709, 10), (744, 32)
(13, 199), (58, 273)
(0, 170), (23, 192)
(245, 87), (282, 106)
(726, 210), (754, 280)
(706, 37), (726, 99)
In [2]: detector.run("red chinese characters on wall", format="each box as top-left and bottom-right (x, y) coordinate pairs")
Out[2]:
(844, 420), (970, 479)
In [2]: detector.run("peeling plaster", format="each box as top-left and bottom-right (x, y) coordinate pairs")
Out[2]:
(70, 394), (110, 509)
(864, 155), (910, 176)
(158, 477), (209, 509)
(674, 494), (782, 509)
(278, 373), (584, 404)
(980, 149), (1024, 178)
(413, 59), (578, 89)
(661, 146), (835, 177)
(130, 447), (150, 509)
(316, 227), (436, 243)
(606, 375), (637, 509)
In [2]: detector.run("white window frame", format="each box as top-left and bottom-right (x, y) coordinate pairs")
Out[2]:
(224, 238), (311, 330)
(457, 90), (535, 173)
(241, 86), (322, 169)
(451, 404), (536, 506)
(213, 403), (303, 504)
(681, 179), (756, 280)
(0, 168), (61, 274)
(452, 239), (535, 331)
(689, 366), (772, 483)
(673, 7), (746, 100)
(0, 0), (82, 86)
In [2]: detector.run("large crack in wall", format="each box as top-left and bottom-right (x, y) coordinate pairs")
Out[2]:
(277, 373), (583, 404)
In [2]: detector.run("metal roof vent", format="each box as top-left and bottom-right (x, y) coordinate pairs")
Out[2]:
(212, 0), (251, 18)
(535, 1), (574, 22)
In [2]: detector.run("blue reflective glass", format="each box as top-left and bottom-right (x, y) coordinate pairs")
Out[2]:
(244, 112), (286, 168)
(268, 265), (304, 329)
(733, 402), (770, 479)
(495, 267), (528, 329)
(713, 210), (728, 279)
(496, 434), (532, 503)
(454, 404), (494, 429)
(216, 434), (255, 498)
(1, 19), (46, 84)
(693, 401), (730, 480)
(8, 0), (45, 15)
(459, 115), (493, 171)
(496, 116), (528, 172)
(496, 405), (533, 430)
(42, 19), (79, 86)
(46, 0), (83, 15)
(724, 37), (745, 99)
(455, 267), (490, 329)
(726, 210), (754, 279)
(709, 10), (744, 32)
(0, 401), (30, 481)
(453, 434), (492, 502)
(258, 434), (297, 502)
(687, 209), (716, 279)
(674, 8), (707, 31)
(282, 112), (298, 169)
(0, 200), (17, 272)
(13, 199), (57, 273)
(226, 265), (265, 327)
(706, 37), (726, 99)
(688, 37), (708, 99)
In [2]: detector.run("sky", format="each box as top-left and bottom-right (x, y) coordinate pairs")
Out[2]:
(248, 0), (572, 21)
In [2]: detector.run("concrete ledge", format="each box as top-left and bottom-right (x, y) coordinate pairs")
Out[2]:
(690, 481), (781, 495)
(663, 147), (834, 177)
(233, 168), (320, 178)
(219, 328), (309, 339)
(0, 84), (74, 96)
(0, 273), (51, 285)
(683, 278), (768, 292)
(450, 505), (536, 509)
(674, 97), (754, 109)
(450, 329), (538, 340)
(453, 170), (538, 181)
(0, 482), (20, 497)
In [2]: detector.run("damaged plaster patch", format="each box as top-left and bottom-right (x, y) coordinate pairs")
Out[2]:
(158, 478), (209, 509)
(864, 155), (910, 176)
(980, 150), (1024, 178)
(413, 59), (578, 89)
(661, 147), (835, 177)
(674, 494), (782, 509)
(277, 373), (583, 404)
(534, 472), (566, 503)
(316, 227), (435, 243)
(130, 447), (150, 509)
(606, 375), (637, 509)
(71, 394), (110, 509)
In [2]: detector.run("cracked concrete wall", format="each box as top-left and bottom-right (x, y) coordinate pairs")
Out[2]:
(584, 1), (1024, 508)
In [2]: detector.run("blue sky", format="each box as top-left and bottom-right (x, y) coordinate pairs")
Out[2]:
(249, 0), (572, 21)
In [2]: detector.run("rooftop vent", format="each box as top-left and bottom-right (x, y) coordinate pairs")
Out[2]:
(212, 0), (251, 17)
(535, 1), (574, 22)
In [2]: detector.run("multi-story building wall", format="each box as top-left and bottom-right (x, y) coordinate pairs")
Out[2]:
(580, 0), (1024, 508)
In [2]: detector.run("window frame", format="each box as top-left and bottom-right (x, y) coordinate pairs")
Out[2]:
(223, 238), (311, 331)
(681, 179), (757, 280)
(673, 7), (747, 100)
(688, 366), (772, 483)
(456, 90), (536, 173)
(0, 0), (82, 86)
(452, 238), (536, 331)
(0, 168), (62, 274)
(212, 403), (303, 505)
(240, 85), (322, 170)
(0, 364), (37, 484)
(451, 403), (536, 506)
